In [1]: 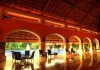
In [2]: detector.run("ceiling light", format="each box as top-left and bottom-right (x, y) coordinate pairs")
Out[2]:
(7, 11), (40, 21)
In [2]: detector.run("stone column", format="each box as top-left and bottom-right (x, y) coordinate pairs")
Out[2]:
(81, 39), (83, 51)
(40, 37), (46, 53)
(0, 42), (6, 62)
(66, 38), (69, 52)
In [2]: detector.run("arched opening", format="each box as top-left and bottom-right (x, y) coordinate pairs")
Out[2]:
(5, 30), (41, 60)
(83, 37), (93, 66)
(83, 37), (92, 52)
(45, 33), (66, 56)
(68, 36), (82, 67)
(93, 38), (99, 50)
(68, 36), (81, 54)
(92, 38), (100, 64)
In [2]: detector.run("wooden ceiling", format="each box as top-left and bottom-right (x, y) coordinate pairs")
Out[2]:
(0, 0), (100, 32)
(6, 30), (90, 43)
(6, 31), (39, 42)
(69, 36), (79, 43)
(6, 31), (64, 42)
(46, 34), (63, 43)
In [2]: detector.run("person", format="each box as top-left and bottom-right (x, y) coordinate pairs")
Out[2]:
(71, 48), (74, 54)
(66, 48), (68, 52)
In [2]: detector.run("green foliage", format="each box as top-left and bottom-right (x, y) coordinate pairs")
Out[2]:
(30, 43), (39, 50)
(54, 44), (61, 49)
(20, 42), (27, 50)
(84, 44), (90, 51)
(93, 42), (96, 49)
(49, 45), (53, 49)
(72, 43), (79, 50)
(5, 42), (39, 50)
(6, 42), (18, 50)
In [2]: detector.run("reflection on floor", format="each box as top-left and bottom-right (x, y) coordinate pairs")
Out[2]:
(1, 51), (100, 70)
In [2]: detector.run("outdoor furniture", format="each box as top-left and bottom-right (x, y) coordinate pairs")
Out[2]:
(70, 48), (75, 54)
(25, 50), (30, 57)
(14, 52), (22, 62)
(11, 51), (15, 61)
(39, 50), (43, 56)
(47, 49), (52, 56)
(23, 51), (35, 62)
(47, 49), (58, 57)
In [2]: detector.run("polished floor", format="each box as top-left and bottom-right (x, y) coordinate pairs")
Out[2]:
(0, 51), (100, 70)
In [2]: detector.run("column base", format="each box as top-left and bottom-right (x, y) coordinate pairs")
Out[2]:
(0, 54), (6, 63)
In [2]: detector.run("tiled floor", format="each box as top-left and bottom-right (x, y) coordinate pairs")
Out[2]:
(0, 51), (100, 70)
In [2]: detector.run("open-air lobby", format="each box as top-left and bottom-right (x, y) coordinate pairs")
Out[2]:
(0, 0), (100, 70)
